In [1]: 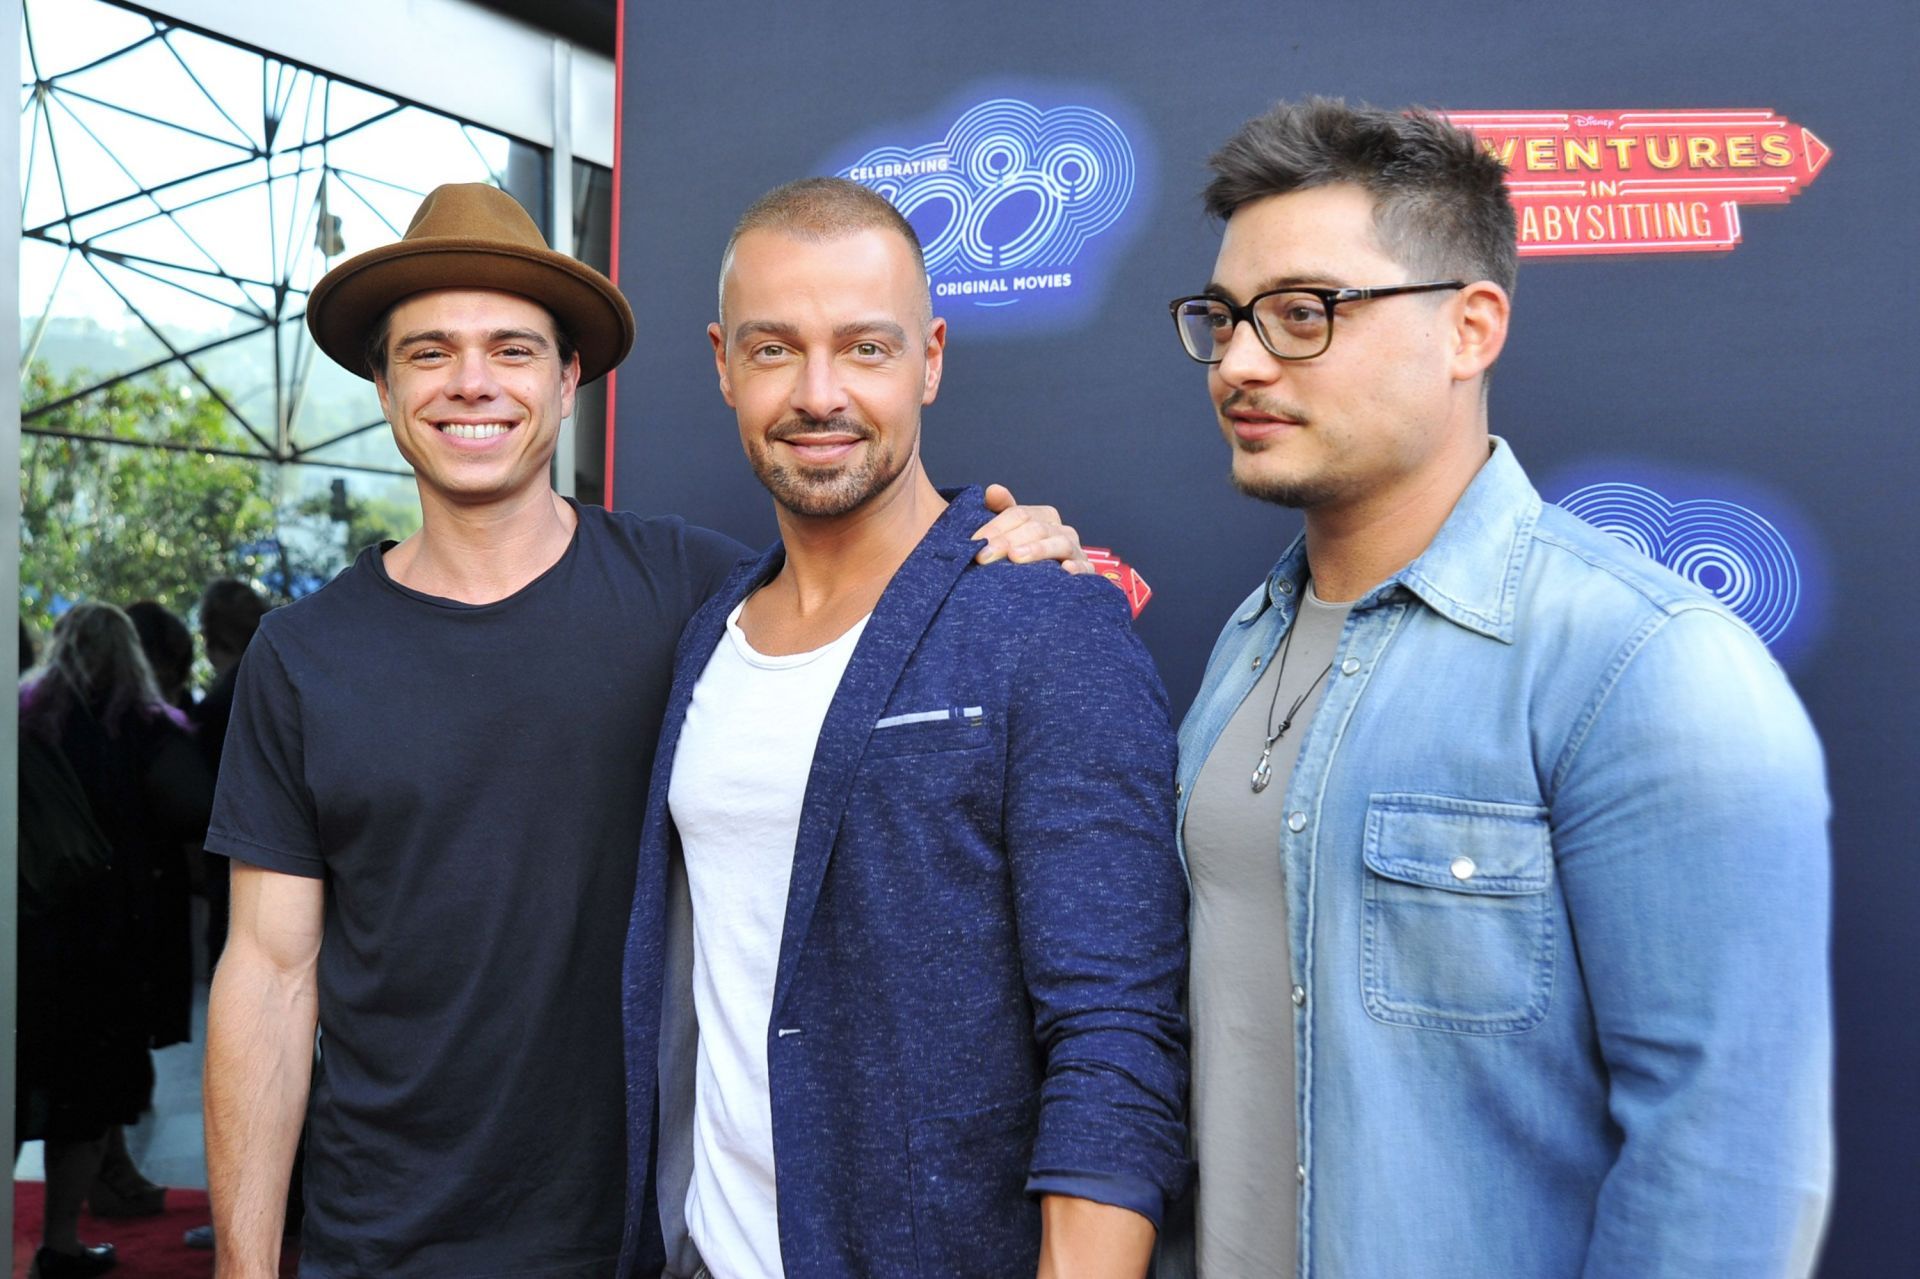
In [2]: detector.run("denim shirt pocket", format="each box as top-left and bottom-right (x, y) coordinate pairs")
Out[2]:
(1361, 793), (1555, 1034)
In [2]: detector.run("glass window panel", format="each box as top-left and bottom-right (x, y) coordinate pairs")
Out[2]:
(21, 246), (175, 384)
(87, 253), (247, 356)
(20, 102), (71, 231)
(187, 326), (282, 433)
(164, 29), (273, 152)
(89, 207), (257, 284)
(325, 80), (400, 138)
(33, 91), (145, 216)
(323, 168), (426, 240)
(287, 321), (394, 457)
(166, 176), (277, 285)
(21, 0), (153, 79)
(148, 161), (271, 219)
(54, 32), (255, 149)
(55, 93), (254, 193)
(325, 106), (501, 190)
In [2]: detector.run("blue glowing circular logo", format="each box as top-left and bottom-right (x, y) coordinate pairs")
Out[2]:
(1559, 482), (1801, 645)
(831, 91), (1147, 328)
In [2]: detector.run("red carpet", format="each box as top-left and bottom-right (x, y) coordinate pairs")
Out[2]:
(11, 1183), (297, 1278)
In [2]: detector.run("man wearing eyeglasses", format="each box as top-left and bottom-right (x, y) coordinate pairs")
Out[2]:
(1163, 99), (1831, 1278)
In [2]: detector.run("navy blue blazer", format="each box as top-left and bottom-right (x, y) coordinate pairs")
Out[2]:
(619, 488), (1190, 1278)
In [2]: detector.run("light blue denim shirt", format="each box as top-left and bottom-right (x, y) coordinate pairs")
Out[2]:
(1172, 439), (1832, 1278)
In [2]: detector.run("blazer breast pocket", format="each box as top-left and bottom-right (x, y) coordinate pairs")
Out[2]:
(1361, 792), (1556, 1035)
(864, 706), (993, 760)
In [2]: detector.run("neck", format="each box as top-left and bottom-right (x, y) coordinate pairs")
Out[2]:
(385, 484), (578, 603)
(1304, 423), (1492, 603)
(745, 459), (946, 654)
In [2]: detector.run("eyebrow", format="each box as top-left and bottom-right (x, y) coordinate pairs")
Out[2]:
(394, 327), (553, 352)
(1203, 274), (1347, 300)
(730, 319), (909, 347)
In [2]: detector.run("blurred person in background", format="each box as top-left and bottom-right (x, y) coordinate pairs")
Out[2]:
(187, 578), (270, 968)
(18, 602), (216, 1274)
(125, 601), (193, 713)
(180, 578), (281, 1255)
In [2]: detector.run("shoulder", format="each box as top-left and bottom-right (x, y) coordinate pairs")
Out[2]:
(250, 550), (384, 641)
(1524, 502), (1763, 657)
(1522, 508), (1813, 779)
(949, 560), (1164, 697)
(576, 505), (749, 591)
(952, 558), (1137, 630)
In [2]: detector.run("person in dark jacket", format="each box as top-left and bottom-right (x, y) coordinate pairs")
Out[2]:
(624, 178), (1189, 1279)
(186, 578), (269, 967)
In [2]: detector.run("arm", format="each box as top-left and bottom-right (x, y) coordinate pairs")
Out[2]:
(1004, 580), (1191, 1274)
(1037, 1196), (1156, 1279)
(205, 863), (322, 1278)
(1553, 609), (1831, 1278)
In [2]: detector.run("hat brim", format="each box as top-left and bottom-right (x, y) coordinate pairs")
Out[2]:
(306, 236), (636, 385)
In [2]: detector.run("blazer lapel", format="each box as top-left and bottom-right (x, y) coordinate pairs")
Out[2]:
(770, 489), (986, 1021)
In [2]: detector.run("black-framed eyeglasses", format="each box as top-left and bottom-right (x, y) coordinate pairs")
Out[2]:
(1168, 281), (1465, 364)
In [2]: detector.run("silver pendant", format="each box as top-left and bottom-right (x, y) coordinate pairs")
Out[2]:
(1251, 747), (1273, 793)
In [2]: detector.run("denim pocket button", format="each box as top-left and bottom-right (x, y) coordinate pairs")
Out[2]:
(1450, 856), (1476, 881)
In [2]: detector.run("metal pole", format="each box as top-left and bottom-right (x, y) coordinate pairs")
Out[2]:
(548, 37), (577, 500)
(4, 0), (28, 1245)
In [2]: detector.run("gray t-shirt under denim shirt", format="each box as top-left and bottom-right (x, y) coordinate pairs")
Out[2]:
(1183, 582), (1352, 1279)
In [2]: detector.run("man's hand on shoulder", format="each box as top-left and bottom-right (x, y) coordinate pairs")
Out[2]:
(972, 484), (1094, 574)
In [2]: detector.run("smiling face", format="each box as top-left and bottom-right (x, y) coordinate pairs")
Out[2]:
(373, 288), (579, 511)
(710, 226), (943, 520)
(1207, 183), (1468, 511)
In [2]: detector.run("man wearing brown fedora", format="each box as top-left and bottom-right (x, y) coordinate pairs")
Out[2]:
(199, 182), (1085, 1279)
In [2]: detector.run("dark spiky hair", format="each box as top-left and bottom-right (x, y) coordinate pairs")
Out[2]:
(1204, 97), (1517, 295)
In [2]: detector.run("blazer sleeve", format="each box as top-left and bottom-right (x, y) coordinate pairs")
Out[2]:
(1002, 574), (1192, 1224)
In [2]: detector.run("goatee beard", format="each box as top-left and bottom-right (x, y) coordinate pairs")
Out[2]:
(753, 416), (901, 518)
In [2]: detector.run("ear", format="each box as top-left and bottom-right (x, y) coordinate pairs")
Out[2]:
(559, 352), (582, 419)
(374, 371), (395, 425)
(1449, 281), (1510, 384)
(708, 322), (735, 407)
(921, 316), (947, 406)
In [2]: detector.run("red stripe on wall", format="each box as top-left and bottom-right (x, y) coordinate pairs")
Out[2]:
(604, 0), (627, 502)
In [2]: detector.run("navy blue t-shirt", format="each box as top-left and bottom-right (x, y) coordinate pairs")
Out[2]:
(206, 503), (745, 1278)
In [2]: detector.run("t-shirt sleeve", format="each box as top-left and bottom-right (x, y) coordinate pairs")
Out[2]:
(204, 627), (325, 878)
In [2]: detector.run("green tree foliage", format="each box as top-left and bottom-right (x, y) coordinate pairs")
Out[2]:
(19, 366), (279, 637)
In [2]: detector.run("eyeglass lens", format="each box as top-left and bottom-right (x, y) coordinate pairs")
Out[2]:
(1176, 292), (1332, 362)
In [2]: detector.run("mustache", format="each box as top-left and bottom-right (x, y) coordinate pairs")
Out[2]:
(769, 415), (873, 442)
(1219, 389), (1309, 424)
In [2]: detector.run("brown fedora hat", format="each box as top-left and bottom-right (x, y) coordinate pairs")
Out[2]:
(306, 183), (635, 384)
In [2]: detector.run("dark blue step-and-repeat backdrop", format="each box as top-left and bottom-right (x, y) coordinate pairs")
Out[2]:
(610, 3), (1917, 1272)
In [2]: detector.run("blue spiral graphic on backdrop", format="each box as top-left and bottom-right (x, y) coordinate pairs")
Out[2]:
(1559, 482), (1801, 645)
(840, 98), (1135, 280)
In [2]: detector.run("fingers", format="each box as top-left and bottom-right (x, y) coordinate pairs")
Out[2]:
(973, 523), (1088, 571)
(969, 490), (1090, 573)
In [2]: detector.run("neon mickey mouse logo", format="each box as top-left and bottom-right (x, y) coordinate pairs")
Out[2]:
(838, 97), (1138, 312)
(1558, 482), (1800, 645)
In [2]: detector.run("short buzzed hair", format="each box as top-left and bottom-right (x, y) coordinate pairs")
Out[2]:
(1204, 97), (1518, 295)
(717, 177), (931, 331)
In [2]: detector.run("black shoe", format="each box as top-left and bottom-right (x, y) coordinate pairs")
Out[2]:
(88, 1172), (166, 1218)
(33, 1243), (117, 1277)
